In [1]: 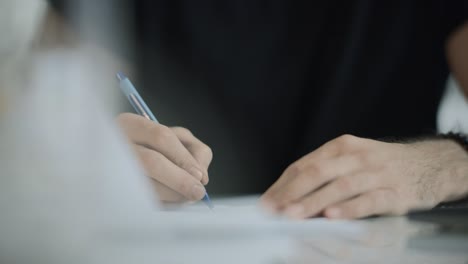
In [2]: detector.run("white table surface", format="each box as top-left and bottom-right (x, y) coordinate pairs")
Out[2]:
(90, 196), (468, 264)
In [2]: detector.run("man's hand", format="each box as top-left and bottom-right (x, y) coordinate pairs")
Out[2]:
(261, 135), (468, 220)
(117, 113), (213, 203)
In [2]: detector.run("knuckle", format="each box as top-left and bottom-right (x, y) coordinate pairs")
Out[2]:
(116, 113), (139, 129)
(294, 172), (310, 184)
(153, 124), (173, 137)
(139, 150), (153, 165)
(336, 177), (353, 191)
(201, 145), (213, 161)
(152, 181), (186, 203)
(172, 126), (193, 137)
(290, 162), (320, 179)
(307, 163), (324, 176)
(335, 134), (358, 150)
(296, 166), (323, 185)
(116, 112), (135, 123)
(175, 157), (194, 171)
(290, 164), (327, 187)
(175, 180), (193, 197)
(276, 187), (297, 202)
(152, 125), (176, 144)
(138, 150), (163, 176)
(286, 163), (302, 177)
(175, 152), (203, 173)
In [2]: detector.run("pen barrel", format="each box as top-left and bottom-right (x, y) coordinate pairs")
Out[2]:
(129, 94), (151, 120)
(119, 78), (159, 123)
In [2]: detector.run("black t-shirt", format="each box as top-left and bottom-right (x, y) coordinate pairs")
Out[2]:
(50, 0), (468, 194)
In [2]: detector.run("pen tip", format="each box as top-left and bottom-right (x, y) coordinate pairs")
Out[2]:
(116, 72), (127, 81)
(203, 194), (214, 210)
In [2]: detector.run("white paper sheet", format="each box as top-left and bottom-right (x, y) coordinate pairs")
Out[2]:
(153, 197), (366, 239)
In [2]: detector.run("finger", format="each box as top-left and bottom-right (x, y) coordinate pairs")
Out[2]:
(262, 154), (364, 211)
(283, 172), (379, 219)
(262, 135), (360, 204)
(134, 145), (207, 201)
(261, 160), (330, 209)
(324, 189), (402, 219)
(151, 180), (186, 203)
(171, 127), (213, 185)
(117, 113), (205, 182)
(263, 141), (338, 196)
(290, 135), (364, 169)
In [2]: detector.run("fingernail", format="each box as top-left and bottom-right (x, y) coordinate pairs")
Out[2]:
(189, 167), (204, 180)
(202, 172), (209, 185)
(326, 208), (341, 219)
(191, 184), (206, 200)
(284, 204), (304, 219)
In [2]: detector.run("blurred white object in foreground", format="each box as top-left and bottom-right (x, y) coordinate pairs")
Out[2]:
(0, 0), (45, 71)
(0, 50), (159, 264)
(0, 0), (46, 111)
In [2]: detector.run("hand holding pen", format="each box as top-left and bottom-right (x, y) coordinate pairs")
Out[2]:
(116, 73), (213, 208)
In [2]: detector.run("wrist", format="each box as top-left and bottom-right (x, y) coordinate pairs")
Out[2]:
(437, 132), (468, 154)
(406, 137), (468, 204)
(434, 138), (468, 203)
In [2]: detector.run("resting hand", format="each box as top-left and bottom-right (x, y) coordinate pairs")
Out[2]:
(261, 135), (468, 219)
(117, 113), (212, 203)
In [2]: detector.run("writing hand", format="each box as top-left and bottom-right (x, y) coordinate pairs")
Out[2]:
(117, 113), (213, 203)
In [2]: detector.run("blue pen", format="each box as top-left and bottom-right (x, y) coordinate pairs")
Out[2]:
(116, 72), (214, 209)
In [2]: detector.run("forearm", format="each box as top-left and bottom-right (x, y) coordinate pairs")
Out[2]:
(428, 138), (468, 203)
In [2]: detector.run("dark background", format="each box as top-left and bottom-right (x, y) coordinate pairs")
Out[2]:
(49, 0), (468, 195)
